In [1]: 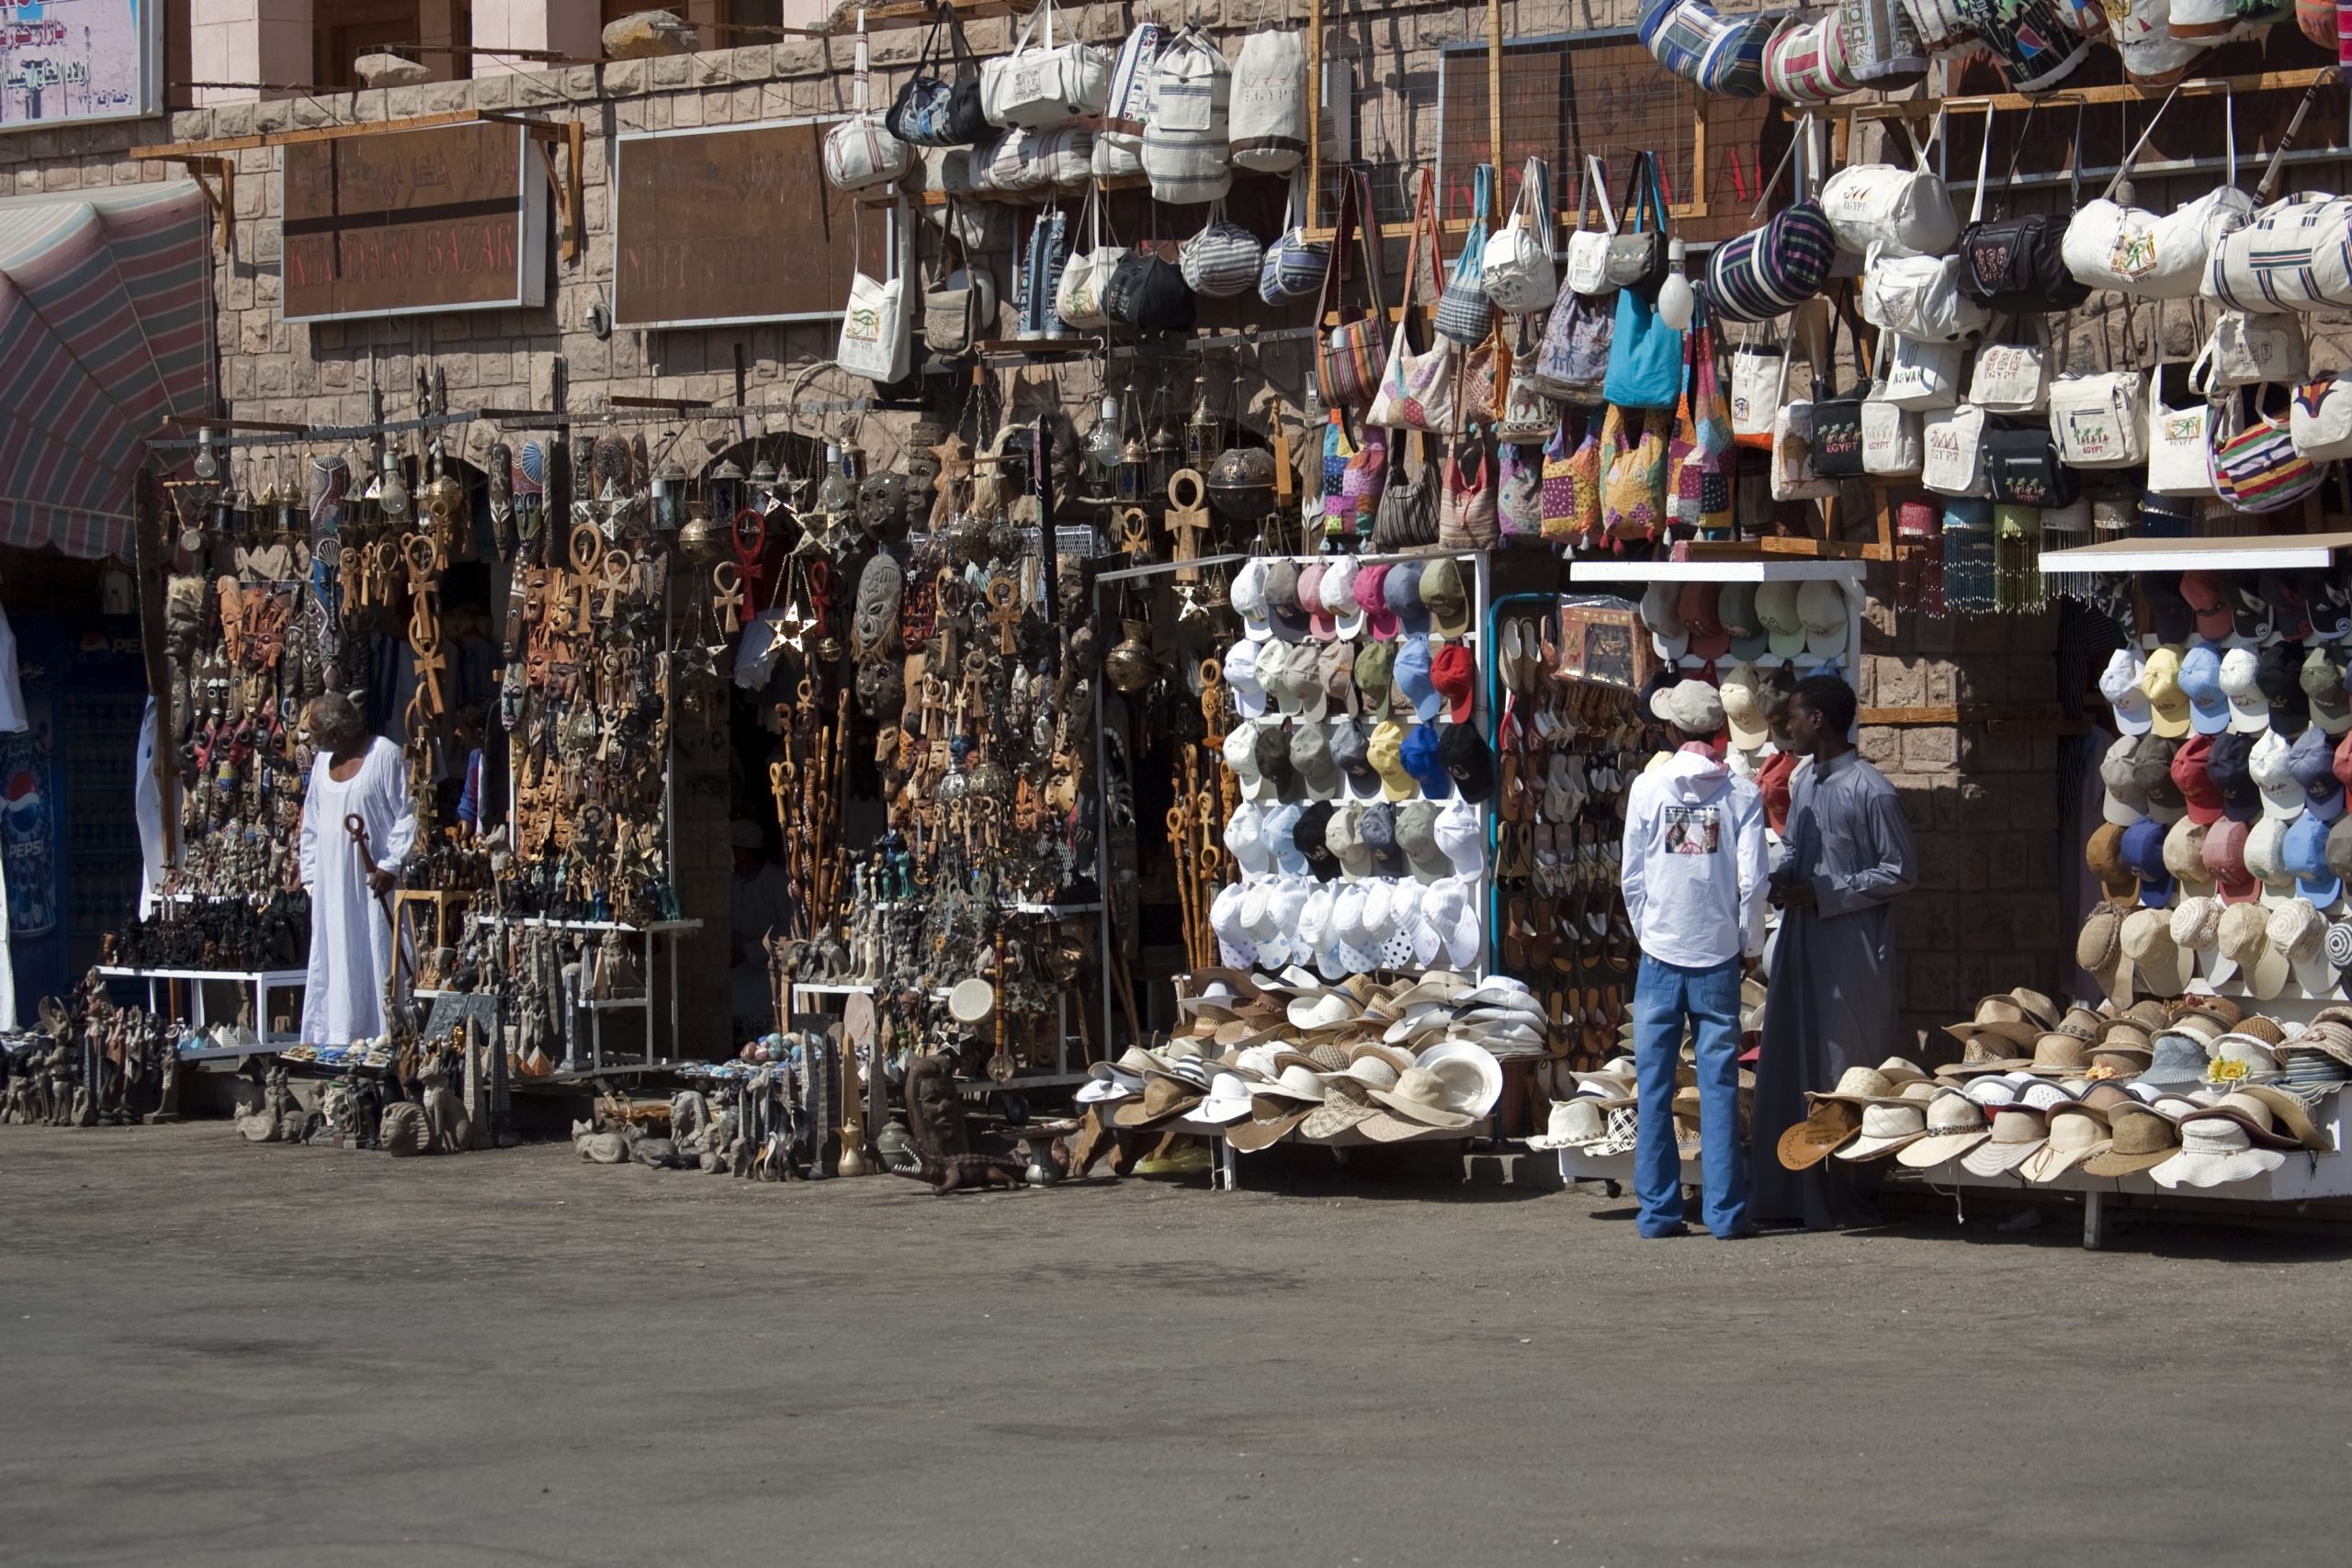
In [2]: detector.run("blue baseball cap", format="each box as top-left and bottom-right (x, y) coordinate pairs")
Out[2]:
(1265, 802), (1308, 875)
(1393, 634), (1442, 722)
(1399, 723), (1453, 800)
(2177, 644), (2231, 737)
(2290, 724), (2346, 824)
(2286, 810), (2342, 906)
(2119, 817), (2174, 908)
(1385, 560), (1430, 636)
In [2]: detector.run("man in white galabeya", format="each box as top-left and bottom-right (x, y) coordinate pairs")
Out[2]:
(1621, 679), (1767, 1240)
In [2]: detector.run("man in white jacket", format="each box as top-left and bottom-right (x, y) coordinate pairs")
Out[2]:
(1621, 680), (1769, 1239)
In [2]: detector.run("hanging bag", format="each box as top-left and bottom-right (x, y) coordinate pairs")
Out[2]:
(1881, 329), (1962, 411)
(2204, 83), (2348, 313)
(1602, 405), (1668, 540)
(1763, 10), (1865, 104)
(1564, 156), (1618, 299)
(1373, 429), (1441, 550)
(2147, 301), (2220, 495)
(1437, 163), (1498, 344)
(981, 0), (1111, 128)
(1862, 329), (1926, 477)
(1838, 0), (1928, 86)
(2212, 388), (2326, 513)
(1954, 0), (2089, 92)
(1983, 423), (2079, 509)
(2191, 310), (2309, 393)
(1820, 113), (1958, 259)
(1316, 167), (1389, 411)
(838, 199), (912, 384)
(1091, 23), (1167, 179)
(1485, 156), (1561, 314)
(1807, 308), (1868, 479)
(1496, 321), (1562, 443)
(1528, 289), (1614, 404)
(1259, 170), (1331, 305)
(1181, 199), (1265, 299)
(2048, 306), (2151, 469)
(1143, 26), (1232, 204)
(1540, 416), (1592, 542)
(1339, 421), (1386, 535)
(2292, 371), (2352, 462)
(1603, 276), (1687, 411)
(1861, 248), (1989, 343)
(923, 225), (996, 356)
(1603, 153), (1670, 292)
(1229, 29), (1308, 174)
(1969, 314), (2052, 414)
(1958, 102), (2091, 313)
(1056, 183), (1115, 330)
(2067, 86), (2255, 299)
(887, 2), (992, 149)
(1731, 327), (1783, 448)
(1441, 438), (1500, 549)
(1772, 313), (1840, 500)
(1370, 172), (1459, 434)
(825, 17), (914, 193)
(1922, 403), (1990, 497)
(1703, 131), (1838, 324)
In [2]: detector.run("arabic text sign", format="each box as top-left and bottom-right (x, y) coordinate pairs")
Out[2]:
(0, 0), (158, 130)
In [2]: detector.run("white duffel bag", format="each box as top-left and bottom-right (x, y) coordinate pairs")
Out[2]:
(1092, 24), (1165, 180)
(1819, 118), (1958, 258)
(2206, 194), (2352, 314)
(974, 126), (1093, 195)
(1229, 29), (1307, 175)
(982, 0), (1110, 129)
(1483, 156), (1559, 314)
(1144, 26), (1232, 204)
(2049, 371), (2150, 468)
(1861, 249), (1988, 343)
(2292, 373), (2352, 461)
(2064, 89), (2253, 299)
(823, 24), (912, 192)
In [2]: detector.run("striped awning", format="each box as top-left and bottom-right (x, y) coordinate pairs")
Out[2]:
(0, 182), (214, 559)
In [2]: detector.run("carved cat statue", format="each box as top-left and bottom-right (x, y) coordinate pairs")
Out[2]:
(572, 1118), (638, 1164)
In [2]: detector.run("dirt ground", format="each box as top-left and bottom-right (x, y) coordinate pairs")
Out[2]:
(2, 1122), (2349, 1567)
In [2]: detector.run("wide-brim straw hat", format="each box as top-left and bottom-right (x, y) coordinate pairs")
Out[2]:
(2018, 1110), (2114, 1183)
(2149, 1116), (2288, 1188)
(1835, 1101), (1929, 1162)
(1777, 1101), (1860, 1170)
(1943, 989), (2059, 1051)
(1366, 1067), (1476, 1132)
(2080, 1104), (2184, 1176)
(1960, 1109), (2049, 1177)
(1415, 1040), (1504, 1117)
(1113, 1076), (1206, 1128)
(1225, 1103), (1317, 1153)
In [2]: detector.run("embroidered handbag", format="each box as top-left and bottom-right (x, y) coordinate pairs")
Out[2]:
(1601, 405), (1667, 540)
(1144, 26), (1232, 204)
(1882, 331), (1963, 411)
(1957, 103), (2091, 313)
(1316, 168), (1389, 412)
(1437, 163), (1498, 345)
(1839, 0), (1928, 85)
(2050, 372), (2150, 468)
(1861, 251), (1990, 343)
(1440, 438), (1499, 549)
(1921, 404), (1990, 496)
(1730, 328), (1781, 448)
(2191, 310), (2309, 392)
(887, 3), (991, 148)
(1181, 201), (1264, 299)
(1459, 331), (1501, 429)
(1542, 417), (1600, 542)
(1969, 316), (2051, 414)
(1229, 28), (1308, 174)
(1604, 154), (1670, 293)
(1496, 322), (1562, 443)
(1530, 291), (1613, 404)
(1703, 135), (1838, 325)
(1498, 440), (1544, 538)
(1862, 335), (1924, 475)
(1374, 430), (1441, 550)
(2065, 86), (2254, 299)
(1091, 23), (1165, 178)
(1771, 322), (1838, 500)
(981, 0), (1111, 128)
(1564, 156), (1617, 299)
(2212, 390), (2326, 513)
(1320, 410), (1355, 531)
(1983, 423), (2079, 509)
(1821, 117), (1958, 259)
(1259, 173), (1329, 305)
(1370, 174), (1458, 434)
(1485, 156), (1560, 314)
(2293, 372), (2352, 461)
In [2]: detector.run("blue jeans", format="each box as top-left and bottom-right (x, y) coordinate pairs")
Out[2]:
(1632, 953), (1747, 1238)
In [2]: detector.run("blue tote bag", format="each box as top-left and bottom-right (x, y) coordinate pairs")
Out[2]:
(1602, 280), (1685, 410)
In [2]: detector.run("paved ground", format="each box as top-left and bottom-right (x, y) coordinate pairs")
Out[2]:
(3, 1124), (2351, 1566)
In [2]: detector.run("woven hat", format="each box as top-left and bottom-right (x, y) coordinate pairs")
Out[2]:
(1961, 1107), (2050, 1176)
(2170, 896), (2222, 960)
(1777, 1100), (1861, 1169)
(1943, 991), (2058, 1053)
(2121, 907), (2190, 998)
(2225, 1084), (2331, 1151)
(2052, 1005), (2107, 1043)
(2018, 1109), (2115, 1182)
(2269, 897), (2336, 996)
(1526, 1098), (1614, 1150)
(2176, 994), (2243, 1029)
(2216, 900), (2289, 998)
(1808, 1065), (1897, 1105)
(2076, 905), (2130, 1005)
(2010, 1030), (2096, 1077)
(1836, 1100), (1930, 1161)
(2078, 1102), (2183, 1176)
(2150, 1108), (2288, 1189)
(1362, 1066), (1477, 1139)
(1895, 1090), (1992, 1168)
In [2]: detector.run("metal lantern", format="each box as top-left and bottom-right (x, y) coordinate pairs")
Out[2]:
(1185, 370), (1224, 471)
(708, 457), (746, 521)
(652, 456), (688, 532)
(749, 457), (779, 508)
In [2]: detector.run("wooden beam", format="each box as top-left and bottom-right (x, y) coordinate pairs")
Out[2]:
(1819, 64), (2342, 121)
(130, 107), (571, 162)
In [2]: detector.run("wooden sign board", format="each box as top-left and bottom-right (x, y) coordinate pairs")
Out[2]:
(613, 118), (889, 329)
(280, 121), (548, 322)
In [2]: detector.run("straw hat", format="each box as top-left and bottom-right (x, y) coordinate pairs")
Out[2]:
(2236, 1015), (2289, 1047)
(1113, 1075), (1207, 1128)
(2207, 1087), (2328, 1151)
(2052, 1006), (2108, 1043)
(1526, 1098), (1613, 1150)
(2018, 1109), (2115, 1182)
(1961, 1108), (2049, 1176)
(1809, 1066), (1898, 1105)
(2081, 1102), (2184, 1177)
(1836, 1100), (1930, 1161)
(1415, 1040), (1504, 1116)
(1776, 1101), (1860, 1169)
(2075, 906), (2130, 1005)
(2176, 994), (2244, 1030)
(2121, 908), (2191, 997)
(1895, 1091), (1991, 1168)
(2150, 1108), (2289, 1189)
(1943, 990), (2062, 1052)
(2013, 1031), (2098, 1077)
(1363, 1067), (1477, 1139)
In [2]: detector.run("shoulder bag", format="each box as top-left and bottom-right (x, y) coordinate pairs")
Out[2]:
(1969, 314), (2052, 414)
(1921, 404), (1990, 497)
(1181, 200), (1265, 299)
(2190, 310), (2309, 394)
(1440, 437), (1499, 549)
(1763, 11), (1864, 104)
(1954, 0), (2089, 92)
(1373, 429), (1441, 550)
(1485, 156), (1560, 314)
(1496, 321), (1562, 443)
(838, 200), (911, 385)
(1820, 113), (1958, 259)
(2292, 371), (2352, 462)
(1862, 331), (1926, 477)
(1259, 171), (1331, 306)
(1316, 167), (1389, 412)
(1143, 26), (1232, 204)
(1056, 183), (1116, 330)
(1730, 325), (1782, 448)
(887, 2), (991, 148)
(2204, 82), (2348, 313)
(1807, 310), (1868, 479)
(2066, 86), (2254, 299)
(2048, 310), (2151, 470)
(1703, 130), (1838, 325)
(923, 226), (996, 357)
(1982, 422), (2079, 509)
(1958, 102), (2091, 313)
(981, 0), (1111, 128)
(2147, 305), (2220, 495)
(2213, 389), (2325, 513)
(1370, 171), (1458, 434)
(1542, 415), (1602, 543)
(1601, 405), (1667, 541)
(1603, 274), (1687, 411)
(1528, 288), (1613, 404)
(1104, 239), (1193, 333)
(1091, 23), (1167, 178)
(1604, 154), (1670, 293)
(1861, 249), (1989, 343)
(1838, 0), (1928, 86)
(1881, 329), (1962, 411)
(825, 21), (913, 193)
(1771, 316), (1839, 501)
(1564, 155), (1618, 299)
(1438, 163), (1498, 344)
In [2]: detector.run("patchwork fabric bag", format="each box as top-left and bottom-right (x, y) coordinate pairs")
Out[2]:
(1370, 174), (1458, 434)
(1601, 405), (1668, 540)
(1542, 417), (1600, 542)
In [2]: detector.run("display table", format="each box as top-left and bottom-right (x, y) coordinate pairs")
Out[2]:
(96, 965), (305, 1047)
(463, 915), (700, 1068)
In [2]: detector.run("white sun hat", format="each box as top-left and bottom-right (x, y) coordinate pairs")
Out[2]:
(1414, 1039), (1504, 1116)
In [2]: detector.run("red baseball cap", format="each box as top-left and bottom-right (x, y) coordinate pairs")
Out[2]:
(2201, 817), (2260, 904)
(2178, 570), (2236, 643)
(1430, 642), (1476, 723)
(2334, 727), (2352, 794)
(1679, 582), (1731, 664)
(2170, 734), (2222, 827)
(1757, 749), (1796, 836)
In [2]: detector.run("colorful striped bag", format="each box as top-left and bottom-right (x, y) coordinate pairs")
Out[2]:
(2212, 392), (2326, 513)
(1702, 138), (1837, 325)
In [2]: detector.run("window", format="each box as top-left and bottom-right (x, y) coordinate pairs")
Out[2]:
(314, 0), (423, 91)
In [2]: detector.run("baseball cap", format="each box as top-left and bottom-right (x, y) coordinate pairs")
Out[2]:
(1257, 718), (1297, 802)
(1394, 799), (1452, 883)
(1352, 638), (1396, 716)
(2218, 647), (2268, 734)
(2259, 569), (2313, 643)
(2257, 642), (2311, 738)
(2165, 815), (2214, 892)
(1399, 723), (1453, 799)
(1264, 558), (1313, 643)
(2086, 822), (2138, 903)
(1291, 718), (1342, 801)
(1225, 638), (1268, 718)
(2099, 649), (2154, 736)
(1294, 800), (1340, 881)
(1436, 796), (1486, 874)
(1275, 640), (1328, 723)
(2178, 570), (2235, 642)
(1438, 722), (1497, 804)
(2099, 735), (2147, 827)
(2285, 810), (2342, 906)
(1797, 579), (1849, 659)
(1321, 557), (1363, 638)
(1394, 635), (1442, 723)
(2251, 728), (2305, 820)
(2290, 723), (2346, 824)
(2224, 576), (2272, 641)
(1359, 801), (1405, 877)
(1681, 581), (1731, 664)
(1755, 581), (1804, 660)
(1385, 559), (1430, 636)
(2304, 570), (2352, 640)
(1368, 719), (1416, 803)
(1642, 581), (1689, 662)
(2245, 815), (2290, 890)
(2120, 817), (2175, 908)
(2208, 730), (2260, 823)
(1419, 558), (1470, 639)
(2171, 734), (2222, 826)
(1232, 558), (1272, 640)
(2177, 645), (2230, 737)
(1356, 562), (1398, 639)
(1225, 721), (1272, 801)
(1317, 641), (1358, 717)
(1717, 582), (1767, 663)
(2203, 817), (2259, 903)
(1298, 562), (1336, 641)
(2304, 647), (2352, 737)
(1326, 800), (1372, 879)
(1264, 801), (1307, 875)
(2330, 814), (2352, 892)
(2141, 647), (2191, 739)
(2132, 734), (2186, 824)
(1329, 716), (1380, 799)
(1430, 641), (1476, 724)
(1721, 660), (1770, 750)
(2141, 573), (2195, 646)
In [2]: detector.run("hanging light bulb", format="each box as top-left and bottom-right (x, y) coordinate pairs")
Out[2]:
(192, 426), (220, 481)
(1658, 238), (1696, 333)
(1086, 392), (1124, 474)
(815, 440), (852, 519)
(378, 450), (411, 523)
